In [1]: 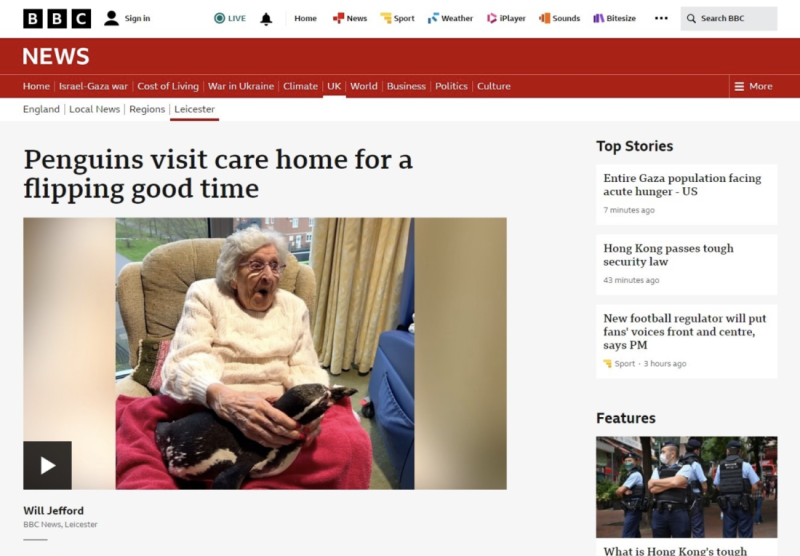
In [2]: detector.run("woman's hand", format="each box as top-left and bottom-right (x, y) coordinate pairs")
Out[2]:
(301, 416), (323, 447)
(206, 384), (303, 448)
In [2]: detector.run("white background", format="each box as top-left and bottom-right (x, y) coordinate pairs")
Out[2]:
(596, 164), (778, 226)
(596, 304), (778, 379)
(596, 234), (778, 296)
(2, 0), (797, 550)
(0, 113), (792, 555)
(2, 0), (799, 38)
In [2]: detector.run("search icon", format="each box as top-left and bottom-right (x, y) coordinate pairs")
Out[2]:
(687, 13), (696, 23)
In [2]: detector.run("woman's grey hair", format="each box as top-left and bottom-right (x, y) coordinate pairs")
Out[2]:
(216, 226), (289, 291)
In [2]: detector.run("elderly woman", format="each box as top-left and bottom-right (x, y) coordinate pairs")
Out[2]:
(160, 227), (329, 449)
(115, 227), (370, 489)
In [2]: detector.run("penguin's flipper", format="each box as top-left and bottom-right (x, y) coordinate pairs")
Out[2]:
(154, 422), (171, 447)
(154, 422), (172, 461)
(211, 452), (264, 490)
(211, 460), (255, 490)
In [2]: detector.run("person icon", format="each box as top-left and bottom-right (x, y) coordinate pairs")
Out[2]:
(105, 11), (119, 26)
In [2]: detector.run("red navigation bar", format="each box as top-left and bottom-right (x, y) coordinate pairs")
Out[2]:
(729, 75), (800, 97)
(3, 39), (800, 98)
(9, 75), (733, 98)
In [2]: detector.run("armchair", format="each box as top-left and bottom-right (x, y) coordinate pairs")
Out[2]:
(115, 238), (316, 397)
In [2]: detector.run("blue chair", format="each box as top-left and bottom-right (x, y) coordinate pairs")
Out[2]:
(370, 330), (414, 489)
(369, 220), (414, 489)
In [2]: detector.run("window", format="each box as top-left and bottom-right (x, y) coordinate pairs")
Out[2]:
(232, 216), (315, 262)
(234, 217), (261, 230)
(116, 218), (210, 376)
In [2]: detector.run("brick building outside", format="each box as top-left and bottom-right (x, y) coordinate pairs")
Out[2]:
(234, 217), (314, 255)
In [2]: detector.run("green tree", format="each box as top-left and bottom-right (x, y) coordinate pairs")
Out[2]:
(700, 436), (780, 491)
(701, 436), (740, 465)
(745, 437), (778, 477)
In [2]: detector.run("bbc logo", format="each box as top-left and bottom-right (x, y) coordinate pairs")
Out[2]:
(23, 9), (92, 29)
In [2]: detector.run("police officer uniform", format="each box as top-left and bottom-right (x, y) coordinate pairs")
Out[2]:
(681, 438), (707, 538)
(651, 442), (693, 538)
(619, 452), (647, 538)
(713, 440), (760, 538)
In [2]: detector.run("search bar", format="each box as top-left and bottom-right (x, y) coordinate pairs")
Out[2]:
(681, 7), (777, 31)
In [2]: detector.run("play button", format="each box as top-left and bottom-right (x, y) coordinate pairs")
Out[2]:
(24, 441), (72, 490)
(41, 457), (56, 475)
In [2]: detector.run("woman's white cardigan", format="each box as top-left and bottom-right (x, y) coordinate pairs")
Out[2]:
(160, 279), (328, 406)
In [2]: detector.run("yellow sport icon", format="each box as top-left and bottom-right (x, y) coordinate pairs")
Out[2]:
(381, 12), (392, 24)
(603, 359), (612, 368)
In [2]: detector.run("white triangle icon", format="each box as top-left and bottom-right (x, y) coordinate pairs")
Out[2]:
(41, 457), (56, 475)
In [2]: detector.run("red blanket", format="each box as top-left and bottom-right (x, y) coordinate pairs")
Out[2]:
(116, 394), (372, 489)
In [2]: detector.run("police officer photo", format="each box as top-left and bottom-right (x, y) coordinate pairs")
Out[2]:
(681, 438), (708, 537)
(596, 436), (777, 539)
(615, 452), (648, 538)
(713, 440), (760, 538)
(648, 441), (692, 538)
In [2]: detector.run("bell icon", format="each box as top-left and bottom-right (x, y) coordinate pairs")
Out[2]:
(261, 13), (273, 26)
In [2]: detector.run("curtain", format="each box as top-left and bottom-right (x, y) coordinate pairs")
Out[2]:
(311, 218), (411, 375)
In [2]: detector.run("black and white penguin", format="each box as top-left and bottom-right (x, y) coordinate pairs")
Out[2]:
(155, 384), (357, 489)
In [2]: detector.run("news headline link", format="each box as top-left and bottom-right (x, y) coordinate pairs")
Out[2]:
(22, 148), (415, 205)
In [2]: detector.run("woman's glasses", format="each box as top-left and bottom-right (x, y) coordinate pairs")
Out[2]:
(240, 260), (287, 275)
